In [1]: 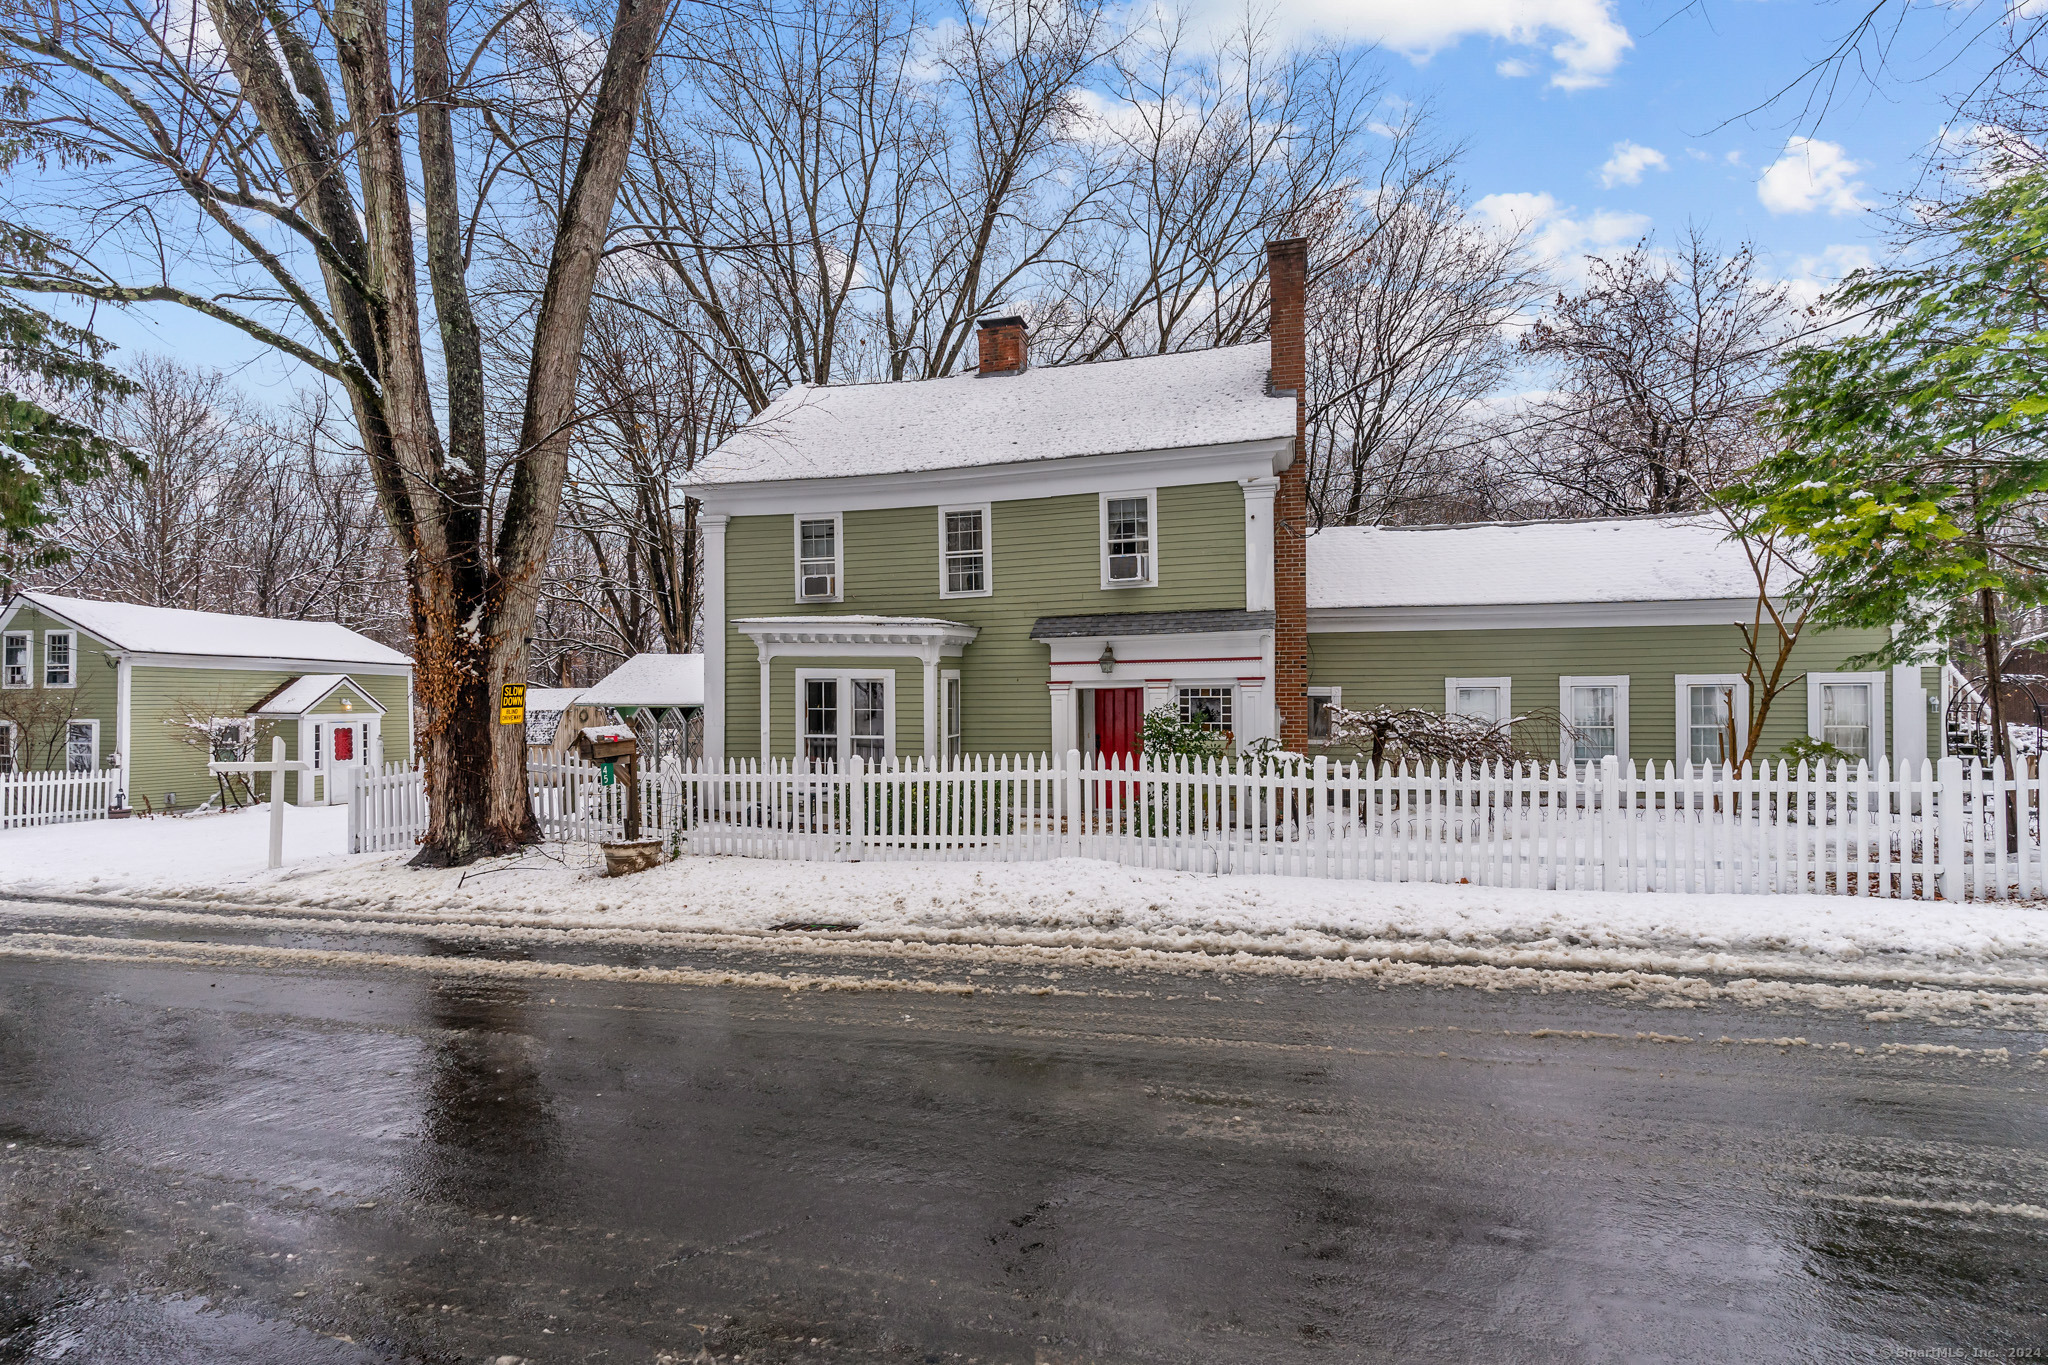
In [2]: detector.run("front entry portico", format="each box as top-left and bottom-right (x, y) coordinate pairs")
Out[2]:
(734, 616), (979, 765)
(1033, 609), (1278, 755)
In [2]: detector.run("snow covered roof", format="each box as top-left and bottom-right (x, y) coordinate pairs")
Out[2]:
(249, 674), (384, 716)
(1308, 517), (1762, 609)
(578, 653), (704, 709)
(10, 591), (411, 667)
(690, 343), (1293, 486)
(522, 687), (585, 714)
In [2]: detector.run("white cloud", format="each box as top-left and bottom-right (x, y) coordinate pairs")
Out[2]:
(1183, 0), (1632, 90)
(1496, 58), (1533, 77)
(1783, 243), (1877, 310)
(1598, 141), (1668, 187)
(1474, 190), (1650, 278)
(1757, 137), (1870, 215)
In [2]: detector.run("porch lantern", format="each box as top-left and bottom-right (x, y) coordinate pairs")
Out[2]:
(1098, 644), (1116, 674)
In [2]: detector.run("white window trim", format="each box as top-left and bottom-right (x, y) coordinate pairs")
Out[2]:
(1807, 670), (1886, 761)
(65, 717), (99, 772)
(1560, 675), (1630, 766)
(1307, 685), (1341, 745)
(1675, 674), (1750, 770)
(1445, 676), (1512, 721)
(1, 631), (28, 688)
(1175, 683), (1237, 733)
(794, 667), (895, 767)
(937, 503), (993, 599)
(792, 511), (844, 604)
(941, 668), (963, 757)
(1099, 489), (1158, 590)
(43, 630), (76, 688)
(0, 718), (15, 772)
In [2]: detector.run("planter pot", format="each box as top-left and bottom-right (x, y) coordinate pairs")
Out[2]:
(602, 839), (666, 878)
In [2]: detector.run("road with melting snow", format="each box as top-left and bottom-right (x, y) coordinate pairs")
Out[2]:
(0, 895), (2043, 1362)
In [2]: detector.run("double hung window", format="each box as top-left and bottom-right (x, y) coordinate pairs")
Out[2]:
(43, 631), (73, 687)
(795, 515), (841, 601)
(1561, 676), (1628, 765)
(1675, 676), (1746, 769)
(1101, 492), (1154, 586)
(940, 506), (990, 597)
(1307, 686), (1341, 744)
(1446, 678), (1510, 726)
(65, 720), (96, 772)
(800, 672), (891, 769)
(1807, 674), (1881, 761)
(2, 632), (27, 688)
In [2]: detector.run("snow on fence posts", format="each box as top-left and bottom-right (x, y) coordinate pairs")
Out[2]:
(0, 768), (115, 829)
(335, 751), (2045, 902)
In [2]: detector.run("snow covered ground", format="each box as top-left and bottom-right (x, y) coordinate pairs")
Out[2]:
(5, 804), (2048, 991)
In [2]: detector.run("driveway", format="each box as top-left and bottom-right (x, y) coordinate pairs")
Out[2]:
(0, 897), (2042, 1362)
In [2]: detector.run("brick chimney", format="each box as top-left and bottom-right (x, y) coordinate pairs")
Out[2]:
(977, 313), (1028, 375)
(1266, 238), (1310, 751)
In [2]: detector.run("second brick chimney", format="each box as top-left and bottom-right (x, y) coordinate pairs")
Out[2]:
(1266, 237), (1310, 751)
(976, 313), (1029, 375)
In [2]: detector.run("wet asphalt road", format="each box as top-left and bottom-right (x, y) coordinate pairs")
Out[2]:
(0, 903), (2044, 1363)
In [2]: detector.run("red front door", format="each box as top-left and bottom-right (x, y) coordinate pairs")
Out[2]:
(1094, 688), (1144, 763)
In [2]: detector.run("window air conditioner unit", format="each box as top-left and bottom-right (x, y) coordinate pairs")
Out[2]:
(801, 572), (836, 599)
(1108, 553), (1149, 582)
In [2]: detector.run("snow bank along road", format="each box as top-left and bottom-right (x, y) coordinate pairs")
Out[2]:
(7, 804), (2048, 999)
(0, 944), (2042, 1362)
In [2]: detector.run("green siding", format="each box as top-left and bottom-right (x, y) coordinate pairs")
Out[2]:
(0, 604), (117, 772)
(4, 600), (412, 806)
(724, 483), (1247, 757)
(1308, 623), (1900, 768)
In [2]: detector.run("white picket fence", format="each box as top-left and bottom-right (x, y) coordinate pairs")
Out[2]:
(0, 768), (117, 829)
(346, 751), (2048, 901)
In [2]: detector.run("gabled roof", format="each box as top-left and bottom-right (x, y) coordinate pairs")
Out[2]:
(249, 674), (386, 717)
(522, 687), (586, 714)
(1307, 517), (1763, 610)
(577, 653), (705, 708)
(690, 343), (1293, 486)
(6, 591), (410, 667)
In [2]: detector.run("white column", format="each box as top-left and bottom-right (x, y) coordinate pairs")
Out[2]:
(1144, 678), (1174, 714)
(1893, 662), (1929, 772)
(114, 654), (132, 808)
(1048, 682), (1075, 756)
(757, 640), (774, 763)
(1240, 476), (1278, 613)
(701, 512), (729, 761)
(922, 653), (941, 759)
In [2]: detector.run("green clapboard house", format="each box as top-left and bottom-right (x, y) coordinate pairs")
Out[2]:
(689, 242), (1938, 772)
(0, 591), (412, 810)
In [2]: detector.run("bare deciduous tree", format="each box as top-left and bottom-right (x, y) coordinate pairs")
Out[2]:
(1, 0), (672, 862)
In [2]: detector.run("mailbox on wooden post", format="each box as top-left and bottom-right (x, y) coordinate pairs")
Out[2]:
(575, 725), (642, 842)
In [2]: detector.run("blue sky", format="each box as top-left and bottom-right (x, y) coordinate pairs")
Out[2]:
(60, 0), (1987, 396)
(1268, 0), (1986, 295)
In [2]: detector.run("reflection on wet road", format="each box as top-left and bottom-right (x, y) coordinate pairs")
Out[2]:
(0, 927), (2043, 1362)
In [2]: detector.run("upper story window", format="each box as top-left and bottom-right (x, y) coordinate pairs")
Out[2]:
(44, 631), (75, 688)
(940, 505), (990, 597)
(794, 514), (842, 602)
(2, 632), (27, 688)
(1101, 491), (1155, 588)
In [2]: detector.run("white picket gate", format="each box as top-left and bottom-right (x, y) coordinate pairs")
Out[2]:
(346, 750), (2048, 901)
(0, 768), (116, 830)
